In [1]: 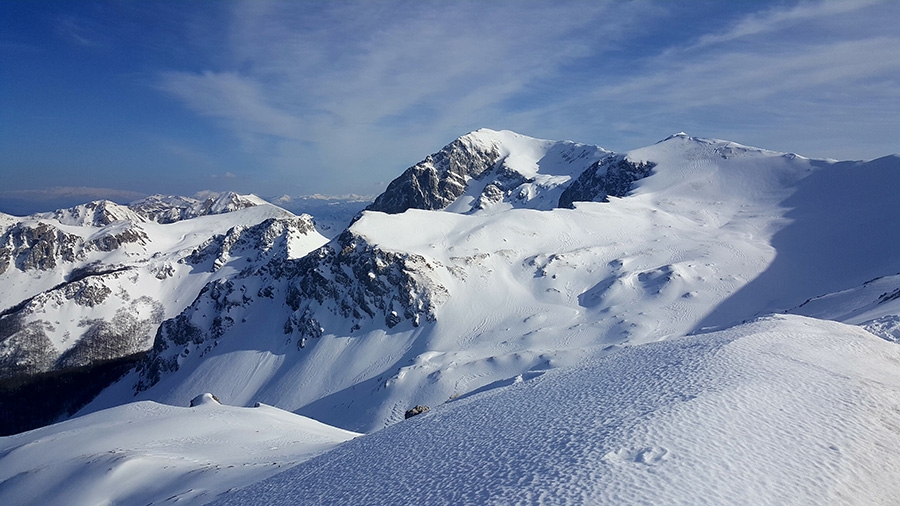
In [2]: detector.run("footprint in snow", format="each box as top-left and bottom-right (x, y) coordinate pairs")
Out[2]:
(604, 446), (669, 466)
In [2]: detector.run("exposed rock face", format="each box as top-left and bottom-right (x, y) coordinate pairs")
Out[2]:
(558, 155), (656, 208)
(471, 168), (531, 210)
(88, 228), (149, 252)
(0, 222), (83, 272)
(366, 137), (502, 214)
(284, 230), (447, 331)
(187, 216), (317, 272)
(135, 229), (448, 392)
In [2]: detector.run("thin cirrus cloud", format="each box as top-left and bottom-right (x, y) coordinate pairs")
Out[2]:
(152, 0), (898, 194)
(597, 3), (899, 158)
(153, 1), (647, 189)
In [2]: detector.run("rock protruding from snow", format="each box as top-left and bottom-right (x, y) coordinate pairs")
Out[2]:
(558, 155), (656, 208)
(404, 405), (430, 419)
(366, 132), (503, 214)
(366, 129), (616, 215)
(129, 192), (266, 224)
(189, 392), (221, 407)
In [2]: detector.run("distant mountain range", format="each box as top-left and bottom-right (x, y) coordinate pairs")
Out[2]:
(2, 129), (899, 505)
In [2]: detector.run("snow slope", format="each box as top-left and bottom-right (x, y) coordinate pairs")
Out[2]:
(0, 394), (358, 506)
(212, 315), (900, 506)
(87, 131), (900, 436)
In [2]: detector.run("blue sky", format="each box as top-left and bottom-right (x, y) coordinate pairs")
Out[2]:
(1, 1), (898, 213)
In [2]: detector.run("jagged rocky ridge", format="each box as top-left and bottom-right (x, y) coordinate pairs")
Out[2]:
(558, 154), (656, 208)
(0, 195), (326, 434)
(365, 129), (639, 215)
(366, 135), (502, 214)
(128, 192), (266, 224)
(135, 228), (448, 392)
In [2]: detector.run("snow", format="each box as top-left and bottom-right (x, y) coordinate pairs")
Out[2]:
(0, 396), (358, 506)
(211, 315), (900, 505)
(444, 129), (611, 213)
(3, 131), (900, 505)
(75, 131), (900, 438)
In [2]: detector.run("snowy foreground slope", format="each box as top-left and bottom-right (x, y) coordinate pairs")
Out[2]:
(0, 393), (358, 506)
(212, 315), (900, 506)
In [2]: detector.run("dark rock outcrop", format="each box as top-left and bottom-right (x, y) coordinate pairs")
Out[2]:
(135, 229), (448, 392)
(366, 137), (502, 215)
(404, 405), (430, 419)
(558, 155), (656, 208)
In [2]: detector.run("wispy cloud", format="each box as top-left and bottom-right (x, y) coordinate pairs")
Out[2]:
(153, 1), (655, 189)
(154, 0), (900, 191)
(56, 16), (107, 48)
(688, 0), (881, 48)
(158, 70), (307, 142)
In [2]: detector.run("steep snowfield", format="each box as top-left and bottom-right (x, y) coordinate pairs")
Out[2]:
(212, 315), (900, 506)
(0, 394), (358, 506)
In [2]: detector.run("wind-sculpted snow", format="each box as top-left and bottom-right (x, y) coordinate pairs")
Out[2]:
(213, 315), (900, 506)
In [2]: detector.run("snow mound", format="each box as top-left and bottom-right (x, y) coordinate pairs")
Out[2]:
(0, 399), (358, 506)
(189, 392), (221, 407)
(212, 315), (900, 505)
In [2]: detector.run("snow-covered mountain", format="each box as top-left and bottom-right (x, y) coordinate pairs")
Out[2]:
(79, 130), (900, 433)
(0, 192), (328, 433)
(2, 129), (899, 505)
(366, 128), (615, 214)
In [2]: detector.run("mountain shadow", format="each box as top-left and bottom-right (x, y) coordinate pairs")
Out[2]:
(693, 155), (900, 332)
